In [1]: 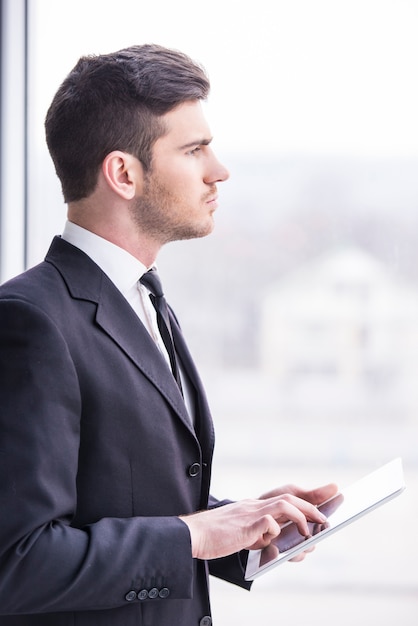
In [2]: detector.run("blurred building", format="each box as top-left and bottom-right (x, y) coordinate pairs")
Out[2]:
(260, 247), (418, 390)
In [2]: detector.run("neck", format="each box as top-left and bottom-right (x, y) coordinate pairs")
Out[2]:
(67, 202), (161, 268)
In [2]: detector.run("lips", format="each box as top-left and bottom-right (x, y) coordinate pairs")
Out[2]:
(204, 185), (218, 204)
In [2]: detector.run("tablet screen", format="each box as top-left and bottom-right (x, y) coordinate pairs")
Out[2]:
(245, 458), (405, 580)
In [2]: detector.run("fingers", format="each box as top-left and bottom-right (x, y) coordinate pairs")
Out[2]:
(260, 482), (339, 506)
(180, 495), (318, 560)
(244, 494), (328, 549)
(289, 545), (316, 562)
(246, 514), (281, 550)
(180, 501), (282, 560)
(260, 497), (310, 538)
(296, 482), (339, 504)
(263, 493), (328, 530)
(180, 485), (335, 561)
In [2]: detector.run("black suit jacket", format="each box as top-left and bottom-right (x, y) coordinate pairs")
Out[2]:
(0, 237), (250, 626)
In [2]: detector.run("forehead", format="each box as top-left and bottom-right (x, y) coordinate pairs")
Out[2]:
(156, 100), (212, 148)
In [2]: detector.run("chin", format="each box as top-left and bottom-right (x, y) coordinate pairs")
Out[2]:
(195, 220), (215, 239)
(177, 218), (215, 241)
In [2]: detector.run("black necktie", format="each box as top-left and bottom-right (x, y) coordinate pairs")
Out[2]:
(140, 269), (183, 393)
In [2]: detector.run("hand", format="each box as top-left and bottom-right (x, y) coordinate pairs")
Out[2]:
(259, 482), (339, 563)
(259, 482), (338, 506)
(180, 491), (330, 561)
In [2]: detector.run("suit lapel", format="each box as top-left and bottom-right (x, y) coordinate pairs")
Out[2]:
(45, 237), (194, 433)
(170, 312), (215, 453)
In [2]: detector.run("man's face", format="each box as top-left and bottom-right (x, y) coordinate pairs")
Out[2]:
(130, 100), (229, 245)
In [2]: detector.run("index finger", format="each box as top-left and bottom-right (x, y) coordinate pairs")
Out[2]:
(264, 495), (328, 538)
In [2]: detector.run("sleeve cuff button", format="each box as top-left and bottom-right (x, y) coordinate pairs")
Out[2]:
(125, 590), (137, 602)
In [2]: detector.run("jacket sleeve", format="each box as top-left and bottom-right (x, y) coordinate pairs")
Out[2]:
(0, 298), (195, 615)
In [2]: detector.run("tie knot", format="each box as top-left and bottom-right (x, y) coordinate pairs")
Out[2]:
(140, 268), (164, 298)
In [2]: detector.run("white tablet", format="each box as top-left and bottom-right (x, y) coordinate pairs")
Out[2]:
(245, 457), (405, 581)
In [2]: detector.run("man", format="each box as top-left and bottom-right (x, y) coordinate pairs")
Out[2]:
(0, 45), (337, 625)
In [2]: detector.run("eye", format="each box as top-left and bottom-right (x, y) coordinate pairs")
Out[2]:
(187, 146), (201, 156)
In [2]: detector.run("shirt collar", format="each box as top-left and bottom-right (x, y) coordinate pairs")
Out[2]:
(62, 221), (149, 296)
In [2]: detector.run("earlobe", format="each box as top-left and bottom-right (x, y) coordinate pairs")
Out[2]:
(102, 151), (143, 200)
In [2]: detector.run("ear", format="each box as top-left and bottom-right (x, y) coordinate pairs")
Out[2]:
(101, 151), (144, 200)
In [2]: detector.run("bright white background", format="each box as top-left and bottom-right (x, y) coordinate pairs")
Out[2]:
(30, 0), (418, 157)
(26, 0), (418, 263)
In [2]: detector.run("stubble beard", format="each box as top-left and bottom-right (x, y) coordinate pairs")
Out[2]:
(129, 177), (215, 245)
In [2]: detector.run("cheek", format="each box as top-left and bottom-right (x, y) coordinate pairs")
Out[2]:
(162, 161), (202, 194)
(170, 180), (198, 208)
(147, 164), (202, 210)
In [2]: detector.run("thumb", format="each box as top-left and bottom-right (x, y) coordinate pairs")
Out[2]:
(302, 483), (339, 506)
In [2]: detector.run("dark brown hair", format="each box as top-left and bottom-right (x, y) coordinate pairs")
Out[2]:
(45, 44), (210, 202)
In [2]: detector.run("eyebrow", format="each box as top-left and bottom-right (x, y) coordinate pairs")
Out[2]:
(178, 137), (213, 150)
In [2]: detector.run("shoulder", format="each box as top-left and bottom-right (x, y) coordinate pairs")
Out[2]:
(0, 236), (105, 306)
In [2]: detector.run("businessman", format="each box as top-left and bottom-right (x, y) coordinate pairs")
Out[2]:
(0, 44), (337, 625)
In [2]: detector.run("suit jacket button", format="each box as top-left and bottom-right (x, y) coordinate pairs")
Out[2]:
(148, 587), (159, 599)
(137, 589), (148, 600)
(200, 617), (212, 626)
(188, 462), (201, 477)
(125, 590), (137, 602)
(159, 587), (170, 598)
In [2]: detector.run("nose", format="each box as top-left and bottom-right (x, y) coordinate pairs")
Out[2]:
(204, 150), (230, 184)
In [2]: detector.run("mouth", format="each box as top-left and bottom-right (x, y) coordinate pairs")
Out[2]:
(206, 195), (218, 206)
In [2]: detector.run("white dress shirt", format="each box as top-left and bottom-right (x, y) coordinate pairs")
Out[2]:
(61, 221), (194, 422)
